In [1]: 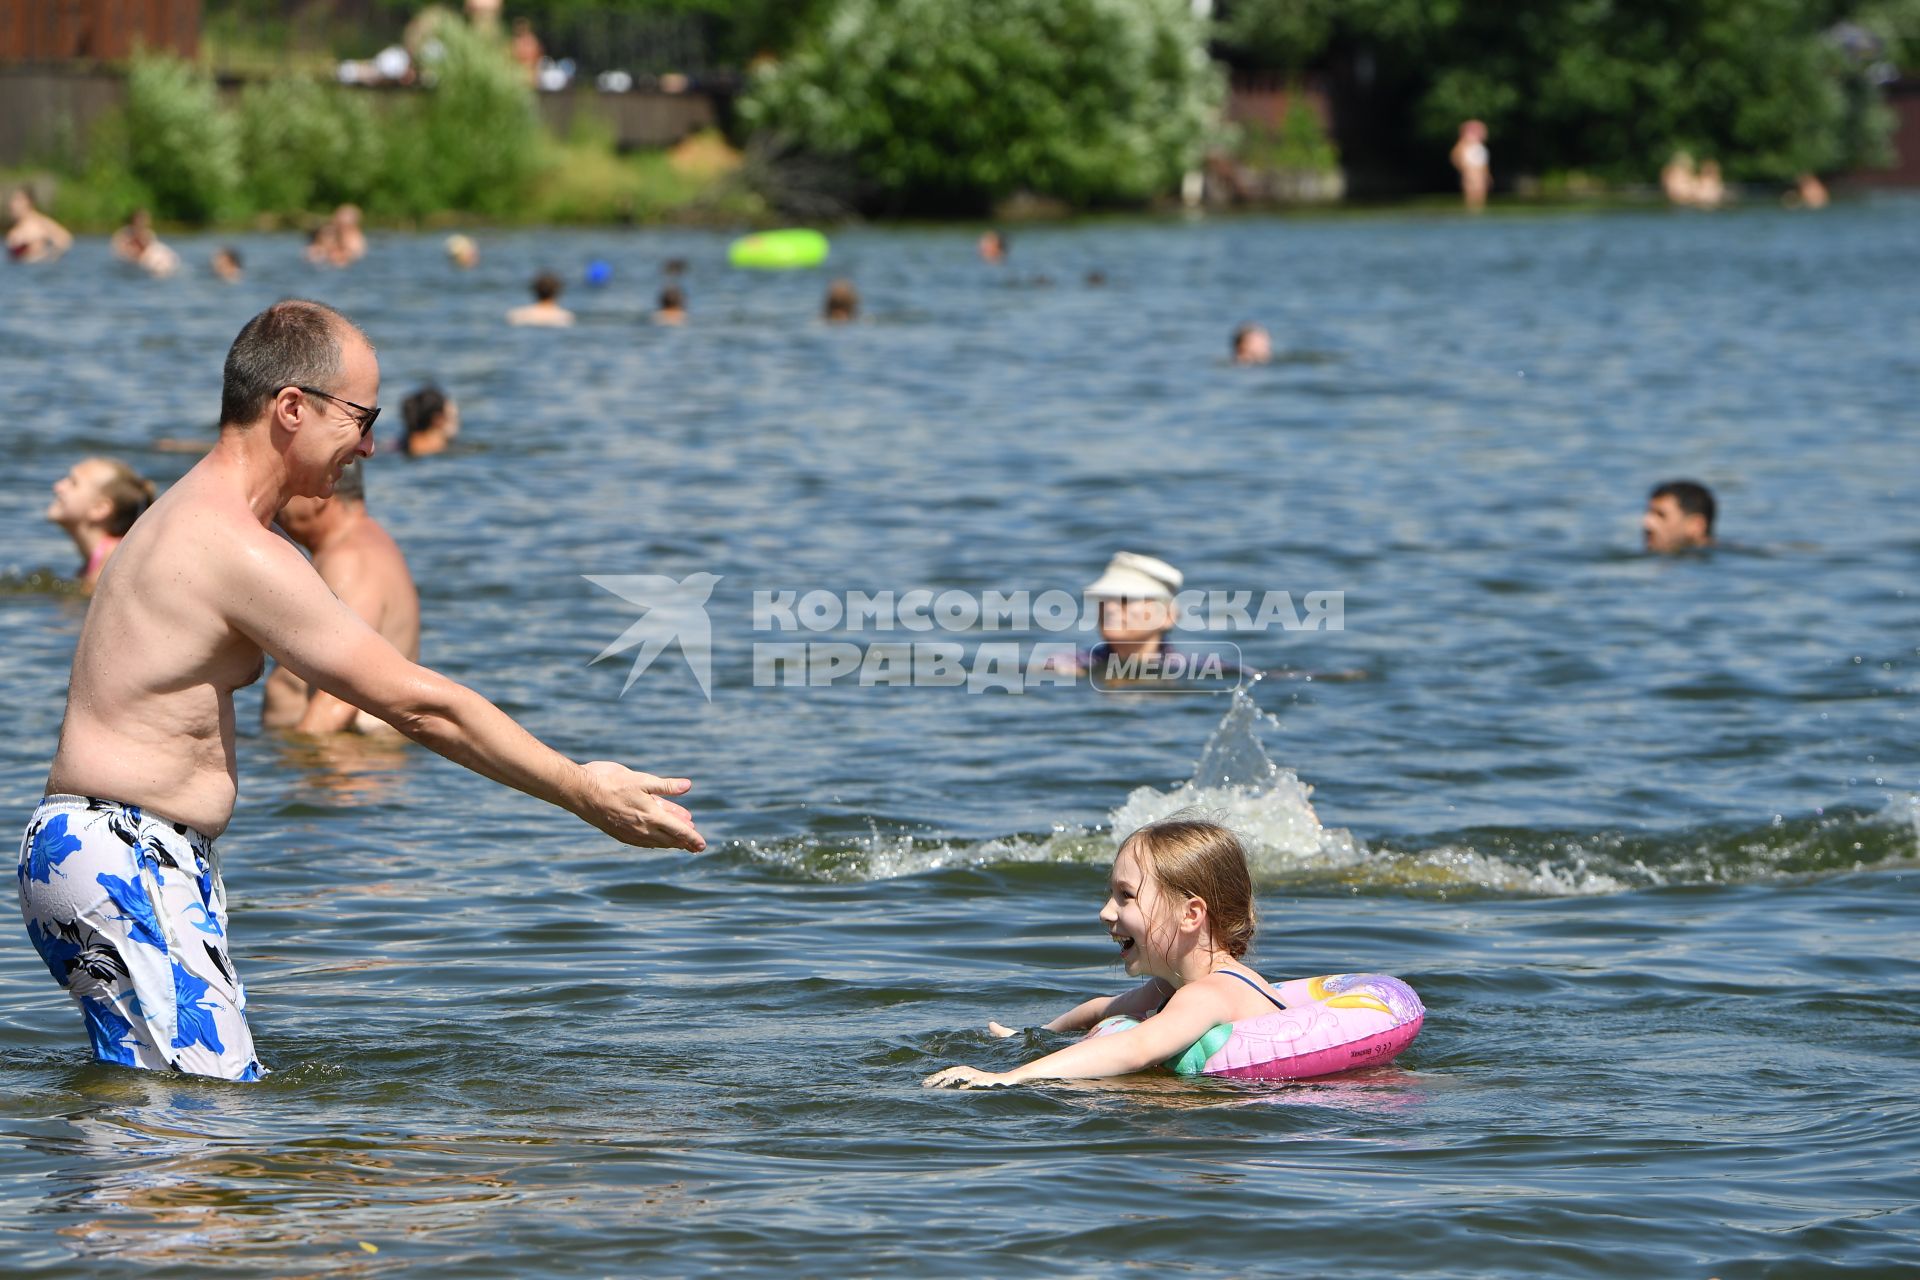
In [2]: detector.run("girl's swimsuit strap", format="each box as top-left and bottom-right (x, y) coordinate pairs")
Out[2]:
(1220, 968), (1288, 1011)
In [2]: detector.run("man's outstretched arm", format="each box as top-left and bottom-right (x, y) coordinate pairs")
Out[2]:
(227, 533), (703, 850)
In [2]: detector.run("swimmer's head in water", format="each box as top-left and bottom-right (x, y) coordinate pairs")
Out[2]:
(823, 278), (859, 322)
(221, 300), (371, 429)
(1086, 552), (1182, 646)
(658, 284), (686, 312)
(403, 385), (451, 437)
(48, 458), (154, 537)
(1233, 323), (1272, 364)
(532, 271), (563, 302)
(444, 234), (478, 269)
(1644, 479), (1715, 554)
(1108, 819), (1256, 976)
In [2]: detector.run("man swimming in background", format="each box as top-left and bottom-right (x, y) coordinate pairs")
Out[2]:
(261, 465), (419, 735)
(306, 204), (368, 268)
(1232, 323), (1272, 365)
(655, 284), (688, 326)
(110, 209), (180, 278)
(6, 189), (72, 263)
(509, 271), (574, 327)
(16, 300), (701, 1081)
(823, 278), (859, 323)
(399, 385), (461, 458)
(1643, 480), (1716, 554)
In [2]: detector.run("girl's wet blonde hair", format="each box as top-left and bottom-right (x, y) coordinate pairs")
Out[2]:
(1121, 819), (1256, 959)
(91, 458), (156, 536)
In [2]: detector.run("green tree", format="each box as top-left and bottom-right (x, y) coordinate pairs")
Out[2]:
(402, 20), (545, 215)
(238, 78), (385, 216)
(740, 0), (1223, 212)
(1223, 0), (1903, 183)
(124, 55), (246, 222)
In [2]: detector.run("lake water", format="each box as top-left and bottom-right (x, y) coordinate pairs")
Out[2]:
(1, 203), (1917, 1277)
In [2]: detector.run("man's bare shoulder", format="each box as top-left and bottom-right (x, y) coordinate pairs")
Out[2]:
(317, 516), (409, 580)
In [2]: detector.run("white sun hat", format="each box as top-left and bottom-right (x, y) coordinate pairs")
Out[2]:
(1084, 551), (1184, 602)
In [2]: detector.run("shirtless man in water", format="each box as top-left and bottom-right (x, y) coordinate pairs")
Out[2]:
(17, 300), (702, 1081)
(6, 189), (72, 263)
(261, 465), (419, 734)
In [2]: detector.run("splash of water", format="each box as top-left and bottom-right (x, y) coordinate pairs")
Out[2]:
(1108, 684), (1368, 877)
(731, 685), (1916, 895)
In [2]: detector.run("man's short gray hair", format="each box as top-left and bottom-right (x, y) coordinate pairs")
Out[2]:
(220, 299), (370, 428)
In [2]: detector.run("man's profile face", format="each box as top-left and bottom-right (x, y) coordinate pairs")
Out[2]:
(293, 334), (380, 499)
(1643, 494), (1707, 554)
(1100, 597), (1174, 645)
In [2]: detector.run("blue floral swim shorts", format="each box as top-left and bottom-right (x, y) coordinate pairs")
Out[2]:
(16, 794), (262, 1081)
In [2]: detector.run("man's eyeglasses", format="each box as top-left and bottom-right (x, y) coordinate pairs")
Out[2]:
(295, 386), (380, 438)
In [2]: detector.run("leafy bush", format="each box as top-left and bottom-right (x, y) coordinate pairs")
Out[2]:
(739, 0), (1223, 212)
(404, 20), (543, 215)
(1238, 97), (1339, 175)
(124, 55), (245, 221)
(238, 78), (385, 216)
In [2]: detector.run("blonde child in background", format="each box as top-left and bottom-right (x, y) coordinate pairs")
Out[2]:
(924, 819), (1290, 1089)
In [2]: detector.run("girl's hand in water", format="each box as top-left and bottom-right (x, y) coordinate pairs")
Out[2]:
(986, 1021), (1018, 1038)
(923, 1065), (1015, 1089)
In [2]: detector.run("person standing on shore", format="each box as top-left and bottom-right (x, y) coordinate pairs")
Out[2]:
(16, 300), (702, 1082)
(1451, 120), (1491, 212)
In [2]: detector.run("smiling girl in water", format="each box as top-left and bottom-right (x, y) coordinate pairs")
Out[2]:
(924, 819), (1289, 1089)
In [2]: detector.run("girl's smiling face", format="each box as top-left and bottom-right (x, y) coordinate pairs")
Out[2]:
(1100, 842), (1179, 978)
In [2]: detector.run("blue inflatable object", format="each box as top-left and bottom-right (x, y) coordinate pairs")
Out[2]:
(584, 259), (613, 287)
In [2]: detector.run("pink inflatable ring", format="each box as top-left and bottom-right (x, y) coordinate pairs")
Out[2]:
(1091, 972), (1425, 1081)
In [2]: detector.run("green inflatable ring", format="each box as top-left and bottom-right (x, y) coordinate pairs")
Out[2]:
(728, 228), (830, 270)
(1090, 1015), (1235, 1077)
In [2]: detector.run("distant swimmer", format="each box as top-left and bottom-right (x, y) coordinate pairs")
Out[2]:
(509, 271), (575, 327)
(445, 233), (479, 269)
(655, 284), (688, 326)
(1787, 172), (1829, 210)
(210, 246), (244, 282)
(262, 466), (420, 735)
(400, 385), (461, 458)
(1232, 323), (1272, 365)
(978, 228), (1008, 264)
(1661, 151), (1700, 206)
(823, 278), (859, 323)
(1643, 479), (1716, 554)
(16, 299), (702, 1081)
(45, 457), (155, 592)
(306, 204), (367, 267)
(1052, 552), (1242, 686)
(6, 189), (72, 263)
(1450, 119), (1491, 212)
(110, 209), (179, 278)
(1054, 551), (1365, 686)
